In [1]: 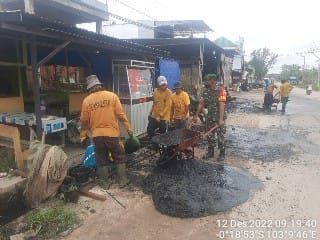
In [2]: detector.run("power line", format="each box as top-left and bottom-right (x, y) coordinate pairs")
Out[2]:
(104, 12), (170, 56)
(107, 12), (175, 38)
(107, 12), (205, 39)
(106, 0), (212, 38)
(107, 12), (155, 30)
(109, 0), (157, 21)
(110, 0), (194, 27)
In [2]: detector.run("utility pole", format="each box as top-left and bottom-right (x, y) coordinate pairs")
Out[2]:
(305, 47), (320, 89)
(317, 60), (320, 90)
(311, 53), (320, 89)
(297, 52), (306, 70)
(297, 52), (306, 84)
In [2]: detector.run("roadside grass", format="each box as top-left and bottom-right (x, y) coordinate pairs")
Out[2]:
(0, 149), (80, 239)
(27, 206), (80, 239)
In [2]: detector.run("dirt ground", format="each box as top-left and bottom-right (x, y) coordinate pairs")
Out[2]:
(63, 88), (320, 240)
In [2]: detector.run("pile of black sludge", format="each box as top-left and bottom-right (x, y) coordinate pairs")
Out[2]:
(143, 159), (262, 218)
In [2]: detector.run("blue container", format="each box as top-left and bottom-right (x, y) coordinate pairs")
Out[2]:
(83, 144), (111, 168)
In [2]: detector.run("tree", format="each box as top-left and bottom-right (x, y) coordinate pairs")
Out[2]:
(248, 48), (278, 81)
(279, 64), (319, 89)
(279, 64), (302, 82)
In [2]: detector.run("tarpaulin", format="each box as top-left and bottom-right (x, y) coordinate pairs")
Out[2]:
(24, 141), (68, 207)
(159, 59), (180, 91)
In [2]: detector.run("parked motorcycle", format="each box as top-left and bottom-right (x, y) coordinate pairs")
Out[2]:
(67, 112), (91, 146)
(67, 116), (82, 144)
(306, 85), (312, 95)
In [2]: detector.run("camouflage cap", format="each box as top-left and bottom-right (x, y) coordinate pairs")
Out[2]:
(204, 73), (217, 81)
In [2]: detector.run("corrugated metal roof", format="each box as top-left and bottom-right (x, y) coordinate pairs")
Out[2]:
(0, 11), (170, 57)
(131, 38), (224, 58)
(0, 0), (108, 24)
(214, 37), (238, 49)
(155, 20), (213, 33)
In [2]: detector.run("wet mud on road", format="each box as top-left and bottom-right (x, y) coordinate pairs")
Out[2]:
(227, 100), (263, 114)
(226, 126), (298, 161)
(142, 159), (262, 218)
(141, 97), (311, 217)
(226, 97), (320, 161)
(226, 124), (320, 162)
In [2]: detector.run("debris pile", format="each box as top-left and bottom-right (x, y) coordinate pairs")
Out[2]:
(143, 160), (262, 218)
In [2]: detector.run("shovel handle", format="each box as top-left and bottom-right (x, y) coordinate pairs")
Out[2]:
(202, 125), (220, 139)
(188, 120), (195, 129)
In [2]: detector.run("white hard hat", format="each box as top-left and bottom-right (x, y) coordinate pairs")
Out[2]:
(157, 76), (168, 86)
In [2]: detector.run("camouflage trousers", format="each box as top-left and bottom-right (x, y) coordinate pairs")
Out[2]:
(205, 118), (226, 150)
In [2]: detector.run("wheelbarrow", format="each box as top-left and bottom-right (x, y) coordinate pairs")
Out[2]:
(151, 125), (220, 167)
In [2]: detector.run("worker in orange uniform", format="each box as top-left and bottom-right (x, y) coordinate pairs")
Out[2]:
(80, 75), (133, 188)
(264, 80), (276, 112)
(147, 76), (172, 138)
(170, 82), (190, 129)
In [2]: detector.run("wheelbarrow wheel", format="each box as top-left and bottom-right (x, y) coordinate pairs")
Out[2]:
(156, 150), (177, 168)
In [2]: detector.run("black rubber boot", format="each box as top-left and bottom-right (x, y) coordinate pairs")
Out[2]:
(97, 166), (112, 189)
(206, 147), (215, 158)
(282, 103), (286, 113)
(217, 149), (225, 161)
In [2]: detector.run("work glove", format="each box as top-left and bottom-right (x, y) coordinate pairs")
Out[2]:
(219, 119), (225, 126)
(80, 130), (89, 147)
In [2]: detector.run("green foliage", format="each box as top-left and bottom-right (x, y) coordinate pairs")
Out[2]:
(248, 48), (278, 81)
(27, 206), (79, 239)
(279, 64), (302, 81)
(279, 65), (320, 90)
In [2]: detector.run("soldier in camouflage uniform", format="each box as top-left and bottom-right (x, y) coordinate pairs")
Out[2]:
(192, 73), (227, 161)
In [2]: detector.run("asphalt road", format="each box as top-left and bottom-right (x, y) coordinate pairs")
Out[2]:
(287, 87), (320, 115)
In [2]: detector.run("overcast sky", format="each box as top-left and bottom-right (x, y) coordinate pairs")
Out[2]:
(95, 0), (320, 73)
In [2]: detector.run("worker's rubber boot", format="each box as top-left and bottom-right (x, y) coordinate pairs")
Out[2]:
(217, 149), (225, 161)
(206, 147), (215, 158)
(117, 163), (130, 188)
(97, 166), (112, 190)
(281, 103), (286, 113)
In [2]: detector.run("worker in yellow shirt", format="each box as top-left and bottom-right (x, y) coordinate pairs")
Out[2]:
(80, 75), (133, 188)
(279, 79), (294, 113)
(147, 76), (172, 138)
(170, 82), (190, 129)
